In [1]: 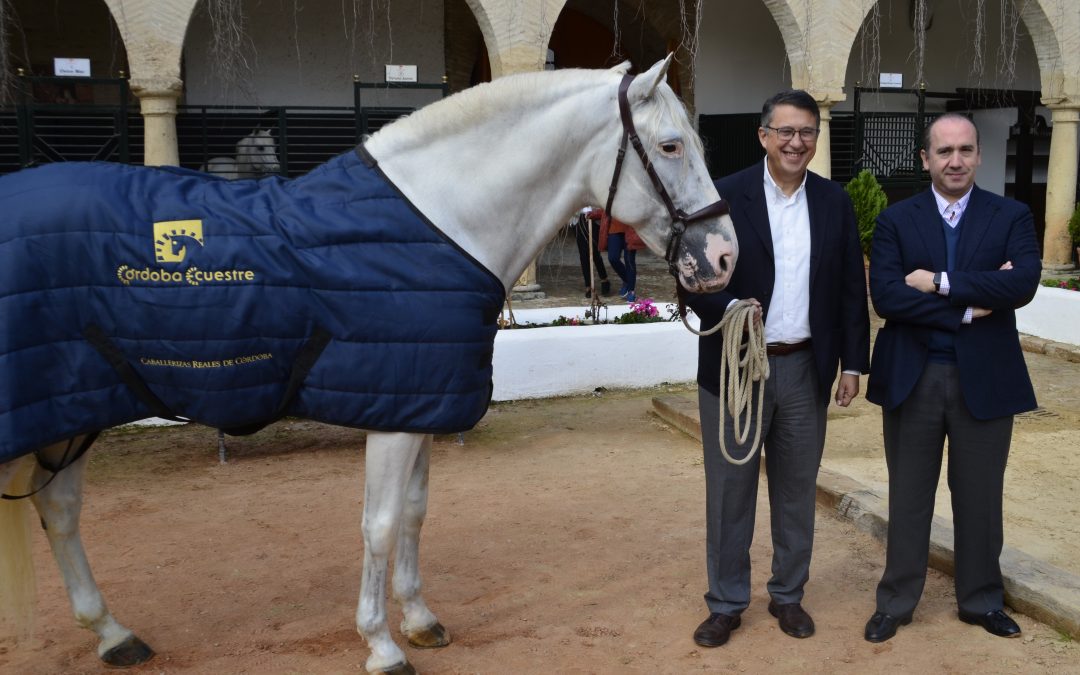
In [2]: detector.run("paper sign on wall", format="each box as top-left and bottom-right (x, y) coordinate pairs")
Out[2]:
(879, 72), (903, 88)
(54, 58), (91, 77)
(385, 65), (418, 83)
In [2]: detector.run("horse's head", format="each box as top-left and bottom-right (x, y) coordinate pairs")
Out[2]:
(236, 129), (281, 176)
(599, 56), (737, 294)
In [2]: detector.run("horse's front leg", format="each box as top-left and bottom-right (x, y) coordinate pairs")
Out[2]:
(30, 437), (154, 667)
(394, 434), (449, 649)
(357, 431), (423, 674)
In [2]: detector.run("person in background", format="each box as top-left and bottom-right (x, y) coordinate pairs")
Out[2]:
(683, 89), (870, 648)
(574, 207), (610, 298)
(590, 207), (645, 302)
(863, 113), (1041, 643)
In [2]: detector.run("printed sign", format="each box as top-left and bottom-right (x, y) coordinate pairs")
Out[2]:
(54, 58), (91, 77)
(879, 72), (903, 88)
(385, 65), (418, 83)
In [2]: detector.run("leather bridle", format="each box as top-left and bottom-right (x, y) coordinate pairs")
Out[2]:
(603, 74), (731, 278)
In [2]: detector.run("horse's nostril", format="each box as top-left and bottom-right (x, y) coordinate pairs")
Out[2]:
(718, 255), (729, 273)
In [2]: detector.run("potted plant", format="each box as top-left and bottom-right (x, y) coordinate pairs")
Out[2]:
(1069, 201), (1080, 268)
(844, 169), (888, 260)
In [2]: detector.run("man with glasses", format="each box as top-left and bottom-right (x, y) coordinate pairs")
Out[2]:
(684, 90), (869, 647)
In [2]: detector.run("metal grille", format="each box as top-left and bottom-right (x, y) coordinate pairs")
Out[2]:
(857, 113), (932, 179)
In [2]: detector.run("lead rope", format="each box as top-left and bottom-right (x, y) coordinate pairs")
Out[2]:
(681, 300), (769, 465)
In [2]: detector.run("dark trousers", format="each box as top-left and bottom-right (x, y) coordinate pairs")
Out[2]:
(875, 362), (1013, 618)
(574, 218), (607, 288)
(606, 232), (636, 292)
(699, 349), (827, 615)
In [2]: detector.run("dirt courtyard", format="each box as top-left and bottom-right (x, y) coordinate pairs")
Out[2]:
(1, 383), (1078, 674)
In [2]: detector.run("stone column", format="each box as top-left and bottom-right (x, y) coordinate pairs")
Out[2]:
(1042, 105), (1080, 270)
(808, 101), (833, 179)
(131, 79), (183, 167)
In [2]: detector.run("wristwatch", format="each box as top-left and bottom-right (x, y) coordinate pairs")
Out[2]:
(932, 271), (942, 292)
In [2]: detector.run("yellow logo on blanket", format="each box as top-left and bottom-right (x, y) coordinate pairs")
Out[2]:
(115, 219), (256, 287)
(154, 220), (205, 263)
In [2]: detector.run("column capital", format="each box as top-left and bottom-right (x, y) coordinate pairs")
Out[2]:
(129, 78), (183, 99)
(1047, 106), (1080, 124)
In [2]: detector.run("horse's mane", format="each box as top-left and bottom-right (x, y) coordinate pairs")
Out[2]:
(368, 64), (702, 165)
(368, 68), (612, 153)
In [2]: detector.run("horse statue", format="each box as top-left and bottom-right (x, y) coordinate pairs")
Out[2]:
(200, 128), (281, 178)
(0, 55), (737, 674)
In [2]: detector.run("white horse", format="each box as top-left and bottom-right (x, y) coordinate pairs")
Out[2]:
(0, 56), (737, 674)
(200, 128), (281, 178)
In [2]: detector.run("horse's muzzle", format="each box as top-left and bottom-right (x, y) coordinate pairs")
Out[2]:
(671, 218), (738, 293)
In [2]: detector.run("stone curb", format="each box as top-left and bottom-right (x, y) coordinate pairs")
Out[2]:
(1020, 334), (1080, 363)
(651, 394), (1080, 640)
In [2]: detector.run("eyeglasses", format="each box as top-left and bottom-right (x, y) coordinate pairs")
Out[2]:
(763, 125), (820, 142)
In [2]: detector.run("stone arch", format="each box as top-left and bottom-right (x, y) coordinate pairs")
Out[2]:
(464, 0), (567, 77)
(1026, 0), (1075, 103)
(102, 0), (198, 93)
(462, 1), (698, 94)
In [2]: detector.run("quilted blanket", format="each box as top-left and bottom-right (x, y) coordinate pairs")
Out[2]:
(0, 147), (505, 462)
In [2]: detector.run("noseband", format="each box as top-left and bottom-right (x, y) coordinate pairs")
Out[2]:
(603, 74), (730, 278)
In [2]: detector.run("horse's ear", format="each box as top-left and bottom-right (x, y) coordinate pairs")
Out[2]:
(627, 54), (673, 103)
(609, 61), (632, 75)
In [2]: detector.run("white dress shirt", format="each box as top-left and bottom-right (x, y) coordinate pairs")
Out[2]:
(762, 161), (812, 345)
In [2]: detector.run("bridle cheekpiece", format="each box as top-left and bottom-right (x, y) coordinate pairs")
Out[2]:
(602, 74), (730, 278)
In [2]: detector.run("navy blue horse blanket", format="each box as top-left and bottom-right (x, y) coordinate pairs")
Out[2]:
(0, 148), (505, 463)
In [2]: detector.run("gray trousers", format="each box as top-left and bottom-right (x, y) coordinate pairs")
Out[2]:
(875, 362), (1013, 618)
(699, 349), (827, 615)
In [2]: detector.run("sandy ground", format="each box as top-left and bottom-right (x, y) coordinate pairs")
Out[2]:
(1, 389), (1078, 674)
(2, 246), (1078, 674)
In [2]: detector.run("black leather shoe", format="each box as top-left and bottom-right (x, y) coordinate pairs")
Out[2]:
(600, 279), (611, 296)
(768, 600), (815, 638)
(864, 611), (911, 642)
(958, 609), (1021, 638)
(693, 612), (741, 647)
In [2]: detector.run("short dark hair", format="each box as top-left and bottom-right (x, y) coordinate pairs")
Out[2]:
(922, 113), (980, 152)
(761, 90), (821, 128)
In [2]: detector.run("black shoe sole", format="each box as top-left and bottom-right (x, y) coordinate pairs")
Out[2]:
(768, 603), (815, 638)
(864, 616), (911, 643)
(693, 616), (741, 648)
(958, 612), (1021, 638)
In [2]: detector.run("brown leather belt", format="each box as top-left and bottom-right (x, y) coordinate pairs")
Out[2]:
(765, 340), (812, 356)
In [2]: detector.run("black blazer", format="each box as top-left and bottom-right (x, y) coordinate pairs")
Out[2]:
(686, 162), (870, 399)
(866, 185), (1040, 419)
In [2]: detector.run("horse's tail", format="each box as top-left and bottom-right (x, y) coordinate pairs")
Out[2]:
(0, 457), (37, 642)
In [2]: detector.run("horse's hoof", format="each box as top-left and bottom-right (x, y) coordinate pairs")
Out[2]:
(379, 662), (417, 675)
(407, 621), (450, 649)
(100, 634), (155, 668)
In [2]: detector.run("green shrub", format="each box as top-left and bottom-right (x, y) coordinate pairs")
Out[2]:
(1068, 202), (1080, 247)
(844, 169), (888, 258)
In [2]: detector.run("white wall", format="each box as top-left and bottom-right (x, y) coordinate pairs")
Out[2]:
(491, 307), (700, 401)
(972, 108), (1014, 195)
(695, 0), (790, 114)
(183, 0), (445, 107)
(1017, 287), (1080, 347)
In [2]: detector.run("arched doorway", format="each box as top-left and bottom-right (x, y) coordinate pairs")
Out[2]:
(1, 0), (131, 171)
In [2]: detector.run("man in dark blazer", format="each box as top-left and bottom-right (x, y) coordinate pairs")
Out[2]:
(686, 90), (870, 648)
(863, 113), (1041, 643)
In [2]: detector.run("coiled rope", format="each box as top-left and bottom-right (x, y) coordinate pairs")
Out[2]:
(681, 300), (769, 465)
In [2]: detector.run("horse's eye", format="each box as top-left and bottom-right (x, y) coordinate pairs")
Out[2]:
(660, 141), (683, 158)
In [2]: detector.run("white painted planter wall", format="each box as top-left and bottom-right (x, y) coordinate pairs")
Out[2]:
(491, 305), (700, 401)
(1016, 286), (1080, 347)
